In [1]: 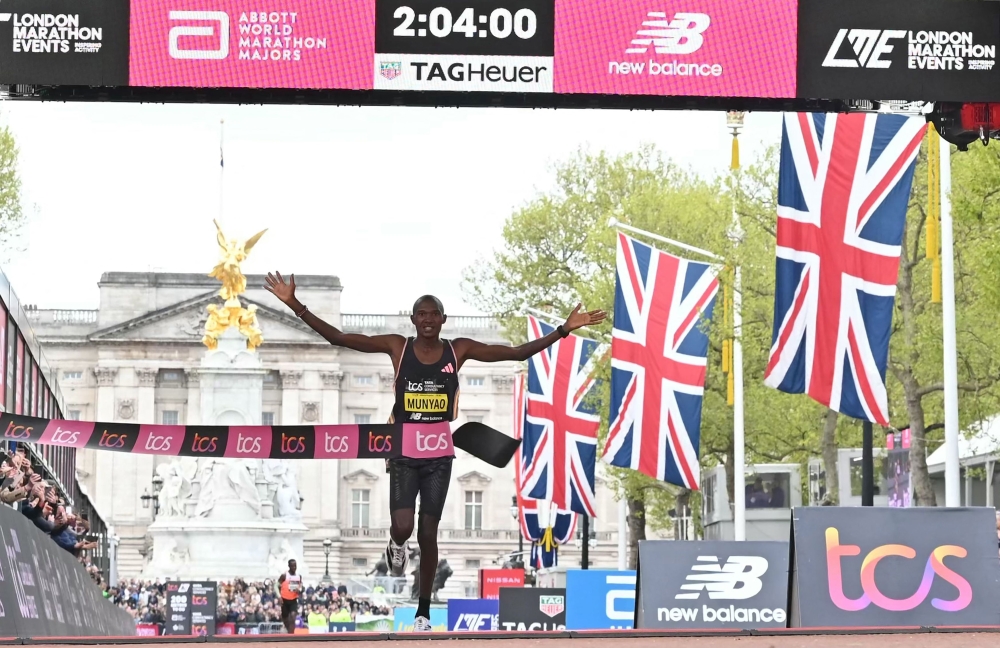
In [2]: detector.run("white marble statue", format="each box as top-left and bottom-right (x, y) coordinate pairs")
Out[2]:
(195, 458), (263, 517)
(262, 460), (302, 519)
(267, 537), (299, 575)
(156, 459), (197, 518)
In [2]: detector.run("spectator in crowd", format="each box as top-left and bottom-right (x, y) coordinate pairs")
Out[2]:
(1, 449), (99, 560)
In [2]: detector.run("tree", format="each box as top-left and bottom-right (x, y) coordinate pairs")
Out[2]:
(464, 146), (826, 556)
(0, 124), (25, 260)
(888, 140), (1000, 505)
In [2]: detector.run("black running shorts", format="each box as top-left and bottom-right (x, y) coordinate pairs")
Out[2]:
(281, 598), (298, 618)
(388, 457), (454, 519)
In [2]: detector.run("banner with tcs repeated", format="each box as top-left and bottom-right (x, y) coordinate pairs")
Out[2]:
(0, 412), (457, 460)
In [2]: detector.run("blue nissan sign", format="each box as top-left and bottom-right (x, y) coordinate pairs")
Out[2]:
(566, 570), (636, 629)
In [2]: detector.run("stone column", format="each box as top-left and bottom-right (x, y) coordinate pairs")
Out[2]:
(280, 371), (302, 425)
(185, 370), (201, 424)
(135, 368), (157, 524)
(136, 368), (157, 423)
(92, 367), (118, 522)
(319, 371), (344, 522)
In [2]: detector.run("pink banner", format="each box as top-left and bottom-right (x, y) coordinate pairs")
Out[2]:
(553, 0), (797, 97)
(3, 411), (458, 461)
(129, 0), (375, 89)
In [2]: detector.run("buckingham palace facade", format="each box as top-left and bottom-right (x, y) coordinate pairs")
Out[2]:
(26, 271), (625, 594)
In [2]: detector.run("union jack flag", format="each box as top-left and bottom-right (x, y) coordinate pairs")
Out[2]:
(603, 233), (719, 488)
(518, 495), (576, 569)
(514, 374), (575, 569)
(519, 315), (602, 516)
(765, 113), (926, 424)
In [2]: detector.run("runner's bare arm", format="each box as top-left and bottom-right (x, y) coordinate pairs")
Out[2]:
(264, 272), (405, 357)
(299, 311), (405, 356)
(453, 332), (562, 365)
(454, 304), (606, 367)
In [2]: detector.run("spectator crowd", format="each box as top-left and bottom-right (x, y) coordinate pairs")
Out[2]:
(107, 579), (392, 627)
(1, 448), (100, 565)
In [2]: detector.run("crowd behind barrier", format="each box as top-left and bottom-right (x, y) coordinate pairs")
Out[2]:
(110, 579), (393, 631)
(0, 445), (110, 586)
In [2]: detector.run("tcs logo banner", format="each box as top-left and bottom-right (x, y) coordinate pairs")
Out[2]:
(314, 425), (358, 459)
(566, 570), (635, 629)
(39, 420), (96, 448)
(402, 423), (455, 459)
(182, 426), (227, 457)
(85, 423), (140, 452)
(790, 506), (1000, 628)
(138, 425), (186, 455)
(268, 426), (314, 458)
(825, 528), (972, 612)
(0, 414), (47, 442)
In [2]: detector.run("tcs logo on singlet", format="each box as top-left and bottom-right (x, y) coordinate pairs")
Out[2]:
(825, 527), (973, 612)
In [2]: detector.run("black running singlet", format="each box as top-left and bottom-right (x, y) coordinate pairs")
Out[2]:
(389, 338), (460, 425)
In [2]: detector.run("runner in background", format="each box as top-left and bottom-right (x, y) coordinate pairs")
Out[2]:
(277, 559), (302, 634)
(265, 272), (604, 631)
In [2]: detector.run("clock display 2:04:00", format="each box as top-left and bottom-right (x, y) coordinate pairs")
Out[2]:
(393, 6), (538, 39)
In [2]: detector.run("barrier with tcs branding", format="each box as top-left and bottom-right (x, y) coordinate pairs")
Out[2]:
(789, 506), (1000, 627)
(3, 0), (999, 102)
(634, 540), (790, 630)
(0, 505), (135, 638)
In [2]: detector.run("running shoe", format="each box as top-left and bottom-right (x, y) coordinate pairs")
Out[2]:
(385, 538), (408, 577)
(413, 615), (432, 632)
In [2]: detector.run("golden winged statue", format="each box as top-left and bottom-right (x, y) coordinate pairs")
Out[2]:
(202, 220), (267, 351)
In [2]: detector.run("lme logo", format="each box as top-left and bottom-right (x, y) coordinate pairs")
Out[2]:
(825, 527), (972, 612)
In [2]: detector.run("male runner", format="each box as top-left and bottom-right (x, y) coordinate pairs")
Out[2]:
(264, 272), (604, 631)
(277, 559), (302, 634)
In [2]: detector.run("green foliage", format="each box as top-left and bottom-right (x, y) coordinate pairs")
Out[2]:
(462, 145), (826, 528)
(464, 134), (1000, 523)
(0, 124), (24, 258)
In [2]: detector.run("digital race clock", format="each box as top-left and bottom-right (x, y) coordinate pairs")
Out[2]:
(375, 0), (554, 57)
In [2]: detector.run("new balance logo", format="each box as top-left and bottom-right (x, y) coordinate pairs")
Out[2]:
(626, 12), (710, 55)
(441, 363), (455, 373)
(822, 29), (906, 69)
(675, 556), (768, 600)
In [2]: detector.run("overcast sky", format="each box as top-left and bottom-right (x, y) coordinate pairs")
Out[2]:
(0, 102), (782, 316)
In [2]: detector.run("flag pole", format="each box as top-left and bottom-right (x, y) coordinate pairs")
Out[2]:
(940, 134), (961, 507)
(219, 119), (225, 221)
(608, 218), (724, 262)
(727, 111), (746, 541)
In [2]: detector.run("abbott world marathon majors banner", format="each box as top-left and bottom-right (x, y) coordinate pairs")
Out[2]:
(634, 541), (789, 629)
(0, 505), (135, 638)
(789, 506), (1000, 627)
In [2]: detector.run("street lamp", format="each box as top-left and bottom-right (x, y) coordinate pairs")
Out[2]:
(141, 475), (164, 519)
(510, 496), (523, 567)
(322, 538), (333, 584)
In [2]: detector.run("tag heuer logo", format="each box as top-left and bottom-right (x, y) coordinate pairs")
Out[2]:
(380, 61), (402, 80)
(539, 595), (564, 617)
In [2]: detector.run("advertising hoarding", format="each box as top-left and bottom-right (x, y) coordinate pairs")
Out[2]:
(797, 0), (1000, 101)
(789, 506), (1000, 627)
(565, 569), (636, 630)
(635, 540), (789, 629)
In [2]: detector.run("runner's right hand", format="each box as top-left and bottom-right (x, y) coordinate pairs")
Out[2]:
(264, 272), (297, 305)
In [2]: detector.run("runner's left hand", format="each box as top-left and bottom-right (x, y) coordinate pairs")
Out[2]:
(563, 303), (607, 332)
